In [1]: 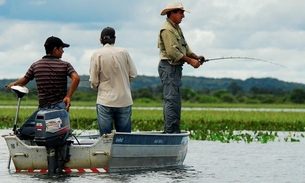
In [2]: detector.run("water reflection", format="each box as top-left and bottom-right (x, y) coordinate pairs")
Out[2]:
(5, 165), (203, 183)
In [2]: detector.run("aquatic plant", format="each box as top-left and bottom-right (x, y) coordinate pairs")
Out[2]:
(1, 105), (305, 143)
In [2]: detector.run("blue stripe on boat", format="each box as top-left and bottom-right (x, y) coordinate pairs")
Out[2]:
(113, 134), (185, 145)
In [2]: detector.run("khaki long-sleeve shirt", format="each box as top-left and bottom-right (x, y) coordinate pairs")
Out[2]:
(158, 18), (194, 65)
(89, 44), (137, 107)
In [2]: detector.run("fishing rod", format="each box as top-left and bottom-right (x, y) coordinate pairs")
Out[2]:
(198, 56), (287, 68)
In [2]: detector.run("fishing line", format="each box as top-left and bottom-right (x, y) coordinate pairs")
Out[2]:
(199, 56), (287, 68)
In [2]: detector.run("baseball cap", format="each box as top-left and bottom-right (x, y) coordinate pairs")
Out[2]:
(44, 36), (70, 48)
(100, 27), (116, 40)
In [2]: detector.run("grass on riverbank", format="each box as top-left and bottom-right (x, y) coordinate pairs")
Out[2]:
(1, 99), (305, 108)
(1, 100), (305, 143)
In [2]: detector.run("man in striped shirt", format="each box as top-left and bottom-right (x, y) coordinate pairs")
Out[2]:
(6, 36), (80, 139)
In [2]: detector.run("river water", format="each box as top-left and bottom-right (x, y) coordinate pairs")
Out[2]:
(0, 129), (304, 183)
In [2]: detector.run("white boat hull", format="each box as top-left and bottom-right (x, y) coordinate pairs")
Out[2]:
(3, 131), (189, 173)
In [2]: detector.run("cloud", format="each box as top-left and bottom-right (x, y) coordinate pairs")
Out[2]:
(0, 0), (304, 85)
(0, 0), (138, 23)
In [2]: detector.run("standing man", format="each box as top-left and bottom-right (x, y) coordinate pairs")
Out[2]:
(158, 2), (204, 133)
(89, 27), (137, 136)
(6, 36), (80, 139)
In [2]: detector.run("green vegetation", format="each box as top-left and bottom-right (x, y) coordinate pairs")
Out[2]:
(1, 76), (305, 143)
(2, 81), (305, 105)
(1, 101), (305, 143)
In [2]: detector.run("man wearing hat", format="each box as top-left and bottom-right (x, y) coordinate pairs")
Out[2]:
(158, 2), (205, 133)
(89, 27), (137, 136)
(6, 36), (80, 139)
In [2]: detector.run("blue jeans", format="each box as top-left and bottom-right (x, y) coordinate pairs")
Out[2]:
(96, 104), (132, 135)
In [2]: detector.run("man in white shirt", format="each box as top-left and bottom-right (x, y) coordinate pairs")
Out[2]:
(89, 27), (137, 135)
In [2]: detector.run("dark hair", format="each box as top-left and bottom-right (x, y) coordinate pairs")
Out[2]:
(166, 9), (183, 17)
(101, 37), (115, 45)
(45, 46), (57, 54)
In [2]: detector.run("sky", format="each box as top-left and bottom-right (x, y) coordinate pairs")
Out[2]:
(0, 0), (305, 84)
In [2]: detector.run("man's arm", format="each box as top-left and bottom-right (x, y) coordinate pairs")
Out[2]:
(181, 55), (201, 68)
(6, 77), (30, 89)
(126, 51), (137, 81)
(89, 55), (100, 90)
(161, 30), (201, 68)
(63, 72), (80, 111)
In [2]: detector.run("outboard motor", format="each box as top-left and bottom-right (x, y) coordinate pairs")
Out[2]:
(34, 109), (72, 175)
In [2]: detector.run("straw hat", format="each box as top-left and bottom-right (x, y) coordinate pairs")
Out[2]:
(160, 2), (189, 16)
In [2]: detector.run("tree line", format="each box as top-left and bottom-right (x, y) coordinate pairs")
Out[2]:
(131, 82), (305, 104)
(1, 81), (305, 104)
